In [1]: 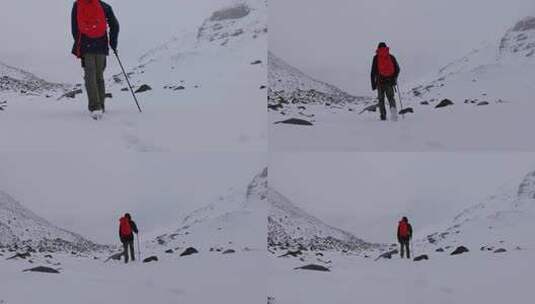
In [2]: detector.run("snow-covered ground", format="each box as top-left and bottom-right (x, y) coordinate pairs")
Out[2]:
(268, 158), (535, 304)
(0, 0), (267, 152)
(269, 16), (535, 151)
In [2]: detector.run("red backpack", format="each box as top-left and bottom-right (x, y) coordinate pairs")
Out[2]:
(77, 0), (107, 38)
(119, 217), (132, 237)
(377, 47), (396, 77)
(398, 221), (409, 238)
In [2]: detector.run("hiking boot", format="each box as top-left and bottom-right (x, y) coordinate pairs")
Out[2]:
(90, 109), (104, 120)
(390, 107), (398, 122)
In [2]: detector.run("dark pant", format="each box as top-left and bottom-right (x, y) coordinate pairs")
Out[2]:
(122, 239), (135, 263)
(377, 84), (396, 120)
(399, 238), (410, 259)
(83, 54), (107, 112)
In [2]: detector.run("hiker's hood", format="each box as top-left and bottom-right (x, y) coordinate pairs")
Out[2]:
(377, 47), (390, 56)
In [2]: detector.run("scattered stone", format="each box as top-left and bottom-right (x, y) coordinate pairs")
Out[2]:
(359, 104), (378, 114)
(250, 60), (262, 65)
(23, 266), (60, 274)
(477, 101), (489, 106)
(105, 93), (113, 99)
(134, 84), (152, 93)
(222, 249), (235, 254)
(450, 246), (469, 255)
(494, 248), (507, 253)
(60, 89), (83, 99)
(180, 247), (199, 257)
(375, 249), (399, 261)
(7, 252), (31, 260)
(143, 256), (159, 263)
(435, 99), (454, 108)
(399, 107), (414, 115)
(104, 252), (123, 262)
(260, 85), (266, 89)
(174, 86), (185, 91)
(274, 118), (313, 126)
(413, 254), (429, 262)
(165, 249), (174, 254)
(279, 250), (302, 258)
(420, 101), (429, 105)
(44, 254), (53, 259)
(435, 248), (444, 252)
(121, 88), (129, 92)
(294, 264), (330, 272)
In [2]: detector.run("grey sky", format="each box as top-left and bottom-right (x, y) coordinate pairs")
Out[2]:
(270, 0), (535, 95)
(270, 153), (535, 243)
(0, 152), (266, 244)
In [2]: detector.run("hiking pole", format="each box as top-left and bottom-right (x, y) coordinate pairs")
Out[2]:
(396, 84), (405, 119)
(136, 234), (142, 262)
(113, 49), (142, 113)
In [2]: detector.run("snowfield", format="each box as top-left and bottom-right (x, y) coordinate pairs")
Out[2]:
(268, 166), (535, 304)
(1, 168), (267, 303)
(269, 16), (535, 151)
(0, 0), (267, 152)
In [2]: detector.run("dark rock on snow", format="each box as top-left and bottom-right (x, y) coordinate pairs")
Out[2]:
(294, 264), (330, 272)
(105, 93), (113, 98)
(274, 118), (313, 126)
(375, 249), (399, 260)
(450, 246), (469, 255)
(435, 99), (454, 108)
(180, 247), (199, 257)
(413, 254), (429, 262)
(7, 252), (31, 260)
(435, 248), (444, 252)
(23, 266), (60, 274)
(104, 252), (123, 262)
(359, 104), (378, 114)
(278, 250), (302, 258)
(399, 107), (414, 115)
(60, 88), (83, 99)
(143, 256), (159, 263)
(165, 249), (174, 254)
(477, 101), (489, 106)
(494, 248), (507, 253)
(222, 249), (236, 254)
(135, 84), (152, 93)
(250, 60), (262, 65)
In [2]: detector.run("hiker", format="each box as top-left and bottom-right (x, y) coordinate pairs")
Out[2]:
(71, 0), (119, 120)
(119, 213), (138, 263)
(397, 216), (413, 259)
(371, 42), (401, 121)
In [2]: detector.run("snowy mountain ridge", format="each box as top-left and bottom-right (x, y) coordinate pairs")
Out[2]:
(0, 61), (68, 95)
(152, 168), (267, 252)
(268, 187), (379, 253)
(0, 190), (106, 253)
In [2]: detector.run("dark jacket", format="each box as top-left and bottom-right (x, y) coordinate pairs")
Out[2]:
(371, 54), (400, 90)
(119, 220), (138, 243)
(71, 1), (119, 57)
(397, 221), (412, 242)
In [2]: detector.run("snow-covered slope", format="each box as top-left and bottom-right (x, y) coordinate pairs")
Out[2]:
(0, 191), (105, 253)
(268, 52), (368, 120)
(0, 61), (68, 95)
(150, 168), (267, 253)
(416, 169), (535, 254)
(268, 187), (377, 253)
(408, 16), (535, 105)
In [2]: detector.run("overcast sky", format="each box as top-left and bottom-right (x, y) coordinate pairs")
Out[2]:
(0, 152), (266, 244)
(0, 0), (219, 83)
(270, 153), (535, 243)
(270, 0), (535, 95)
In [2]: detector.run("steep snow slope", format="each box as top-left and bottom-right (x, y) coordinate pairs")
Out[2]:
(0, 0), (267, 152)
(0, 191), (105, 253)
(268, 187), (378, 254)
(268, 52), (368, 121)
(0, 61), (68, 95)
(150, 168), (267, 253)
